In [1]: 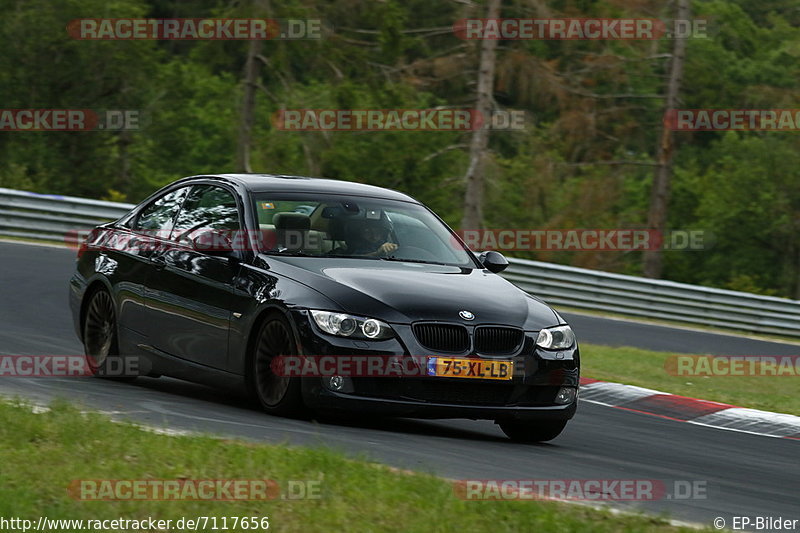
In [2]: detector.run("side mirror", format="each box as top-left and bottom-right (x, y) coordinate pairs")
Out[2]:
(191, 230), (238, 259)
(479, 250), (508, 273)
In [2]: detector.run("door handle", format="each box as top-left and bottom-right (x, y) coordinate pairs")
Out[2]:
(151, 255), (167, 270)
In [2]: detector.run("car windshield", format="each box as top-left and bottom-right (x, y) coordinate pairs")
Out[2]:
(251, 193), (476, 268)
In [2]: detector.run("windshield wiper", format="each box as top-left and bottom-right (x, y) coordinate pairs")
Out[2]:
(262, 251), (450, 265)
(262, 249), (313, 257)
(379, 256), (452, 266)
(263, 251), (380, 260)
(321, 254), (382, 260)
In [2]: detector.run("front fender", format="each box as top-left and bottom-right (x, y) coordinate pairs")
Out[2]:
(227, 262), (341, 374)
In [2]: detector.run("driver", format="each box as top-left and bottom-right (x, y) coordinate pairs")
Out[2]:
(344, 217), (398, 256)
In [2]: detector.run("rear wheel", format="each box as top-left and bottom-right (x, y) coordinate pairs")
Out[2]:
(248, 314), (305, 416)
(83, 289), (136, 381)
(498, 420), (567, 443)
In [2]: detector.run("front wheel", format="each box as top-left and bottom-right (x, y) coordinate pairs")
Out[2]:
(248, 314), (305, 417)
(498, 420), (568, 443)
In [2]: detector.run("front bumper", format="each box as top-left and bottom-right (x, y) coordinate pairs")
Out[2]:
(307, 387), (577, 420)
(290, 309), (580, 421)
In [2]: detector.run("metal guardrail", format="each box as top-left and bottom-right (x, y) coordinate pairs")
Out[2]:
(1, 187), (799, 337)
(0, 188), (133, 243)
(503, 259), (800, 337)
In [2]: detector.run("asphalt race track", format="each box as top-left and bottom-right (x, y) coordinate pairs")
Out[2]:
(1, 240), (798, 528)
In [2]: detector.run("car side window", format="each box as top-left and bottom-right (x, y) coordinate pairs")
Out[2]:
(171, 185), (242, 243)
(132, 187), (189, 234)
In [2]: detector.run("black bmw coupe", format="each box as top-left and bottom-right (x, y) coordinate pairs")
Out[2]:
(69, 174), (580, 441)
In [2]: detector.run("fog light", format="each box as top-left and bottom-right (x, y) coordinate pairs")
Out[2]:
(555, 387), (577, 405)
(328, 375), (345, 391)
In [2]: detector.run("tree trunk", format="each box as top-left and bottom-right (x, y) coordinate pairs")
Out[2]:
(460, 0), (501, 231)
(117, 129), (132, 197)
(235, 37), (263, 173)
(643, 0), (690, 278)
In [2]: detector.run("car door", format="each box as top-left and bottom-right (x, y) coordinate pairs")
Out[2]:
(143, 183), (243, 370)
(113, 186), (190, 341)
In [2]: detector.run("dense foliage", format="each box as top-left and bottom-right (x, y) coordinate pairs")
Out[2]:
(1, 0), (798, 297)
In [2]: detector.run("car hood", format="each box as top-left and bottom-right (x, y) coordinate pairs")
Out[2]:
(266, 256), (559, 329)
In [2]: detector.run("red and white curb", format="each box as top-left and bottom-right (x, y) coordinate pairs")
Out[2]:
(579, 378), (800, 440)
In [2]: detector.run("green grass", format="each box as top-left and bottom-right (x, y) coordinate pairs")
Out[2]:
(0, 399), (701, 533)
(581, 343), (800, 416)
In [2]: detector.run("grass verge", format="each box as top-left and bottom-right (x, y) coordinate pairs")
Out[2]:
(581, 343), (800, 416)
(0, 399), (702, 533)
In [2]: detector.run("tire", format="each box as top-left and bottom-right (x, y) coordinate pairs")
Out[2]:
(498, 419), (568, 443)
(247, 313), (305, 417)
(82, 288), (136, 381)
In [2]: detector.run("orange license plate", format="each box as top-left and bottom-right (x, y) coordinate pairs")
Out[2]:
(426, 357), (513, 380)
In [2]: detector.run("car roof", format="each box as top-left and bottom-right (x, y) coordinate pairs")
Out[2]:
(179, 173), (419, 203)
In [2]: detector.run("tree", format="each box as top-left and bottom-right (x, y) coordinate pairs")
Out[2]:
(643, 0), (690, 278)
(460, 0), (501, 230)
(235, 0), (271, 173)
(236, 38), (263, 173)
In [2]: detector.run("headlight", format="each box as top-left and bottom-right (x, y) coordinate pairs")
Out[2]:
(536, 325), (575, 350)
(310, 310), (394, 340)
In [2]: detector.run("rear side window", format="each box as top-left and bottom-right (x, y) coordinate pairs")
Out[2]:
(171, 185), (241, 243)
(133, 187), (189, 234)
